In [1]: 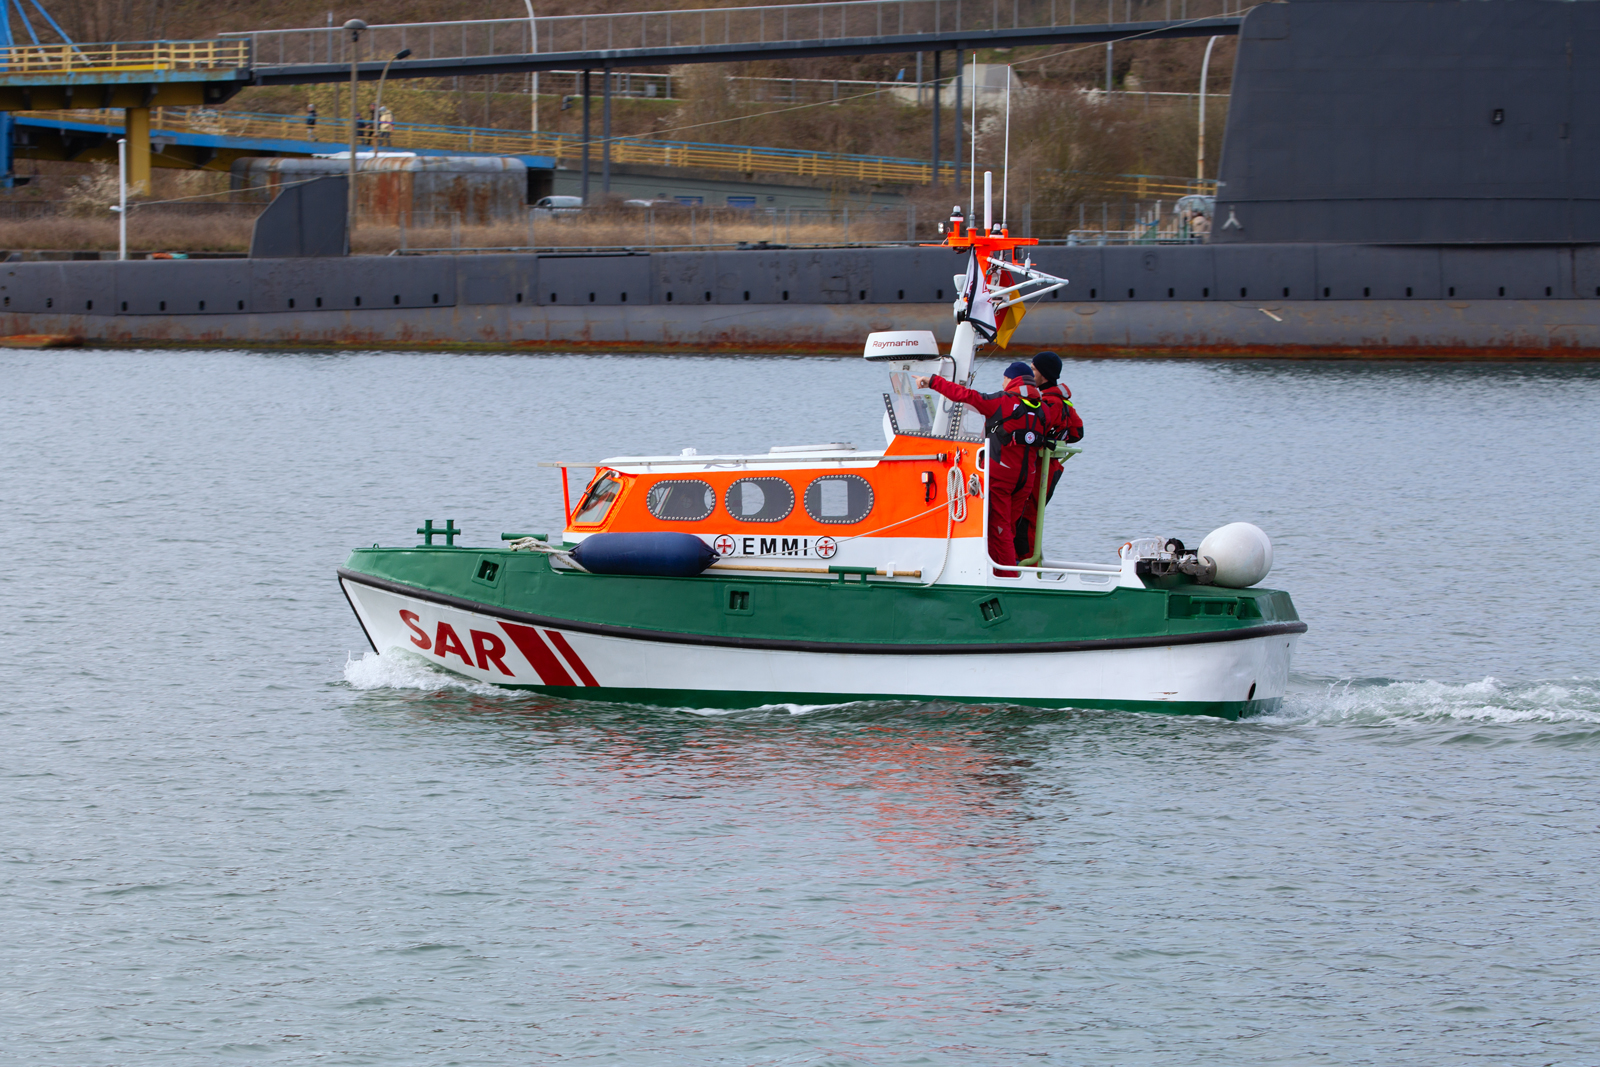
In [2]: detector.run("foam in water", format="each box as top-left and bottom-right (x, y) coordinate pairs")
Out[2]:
(1268, 675), (1600, 727)
(342, 650), (509, 696)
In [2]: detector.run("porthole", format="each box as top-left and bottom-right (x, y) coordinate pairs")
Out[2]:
(393, 294), (400, 305)
(1324, 288), (1331, 298)
(516, 293), (523, 303)
(315, 297), (323, 308)
(589, 293), (595, 302)
(1167, 288), (1174, 298)
(1239, 288), (1247, 298)
(743, 290), (750, 301)
(724, 477), (795, 523)
(897, 289), (905, 299)
(937, 288), (944, 299)
(1089, 288), (1097, 299)
(1449, 287), (1457, 297)
(858, 289), (866, 300)
(157, 300), (164, 310)
(646, 478), (715, 521)
(782, 290), (789, 300)
(237, 300), (244, 310)
(1498, 286), (1506, 297)
(622, 292), (628, 302)
(667, 291), (674, 302)
(433, 293), (440, 304)
(199, 300), (205, 310)
(550, 292), (557, 302)
(803, 474), (873, 525)
(354, 296), (361, 307)
(1283, 287), (1290, 298)
(85, 300), (92, 310)
(1128, 288), (1135, 299)
(1405, 287), (1413, 297)
(1202, 287), (1209, 298)
(704, 291), (711, 302)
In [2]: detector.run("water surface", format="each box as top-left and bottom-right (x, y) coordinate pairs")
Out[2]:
(3, 350), (1598, 1065)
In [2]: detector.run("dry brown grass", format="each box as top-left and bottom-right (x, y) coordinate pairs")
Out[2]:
(359, 209), (910, 253)
(0, 208), (910, 255)
(0, 213), (253, 252)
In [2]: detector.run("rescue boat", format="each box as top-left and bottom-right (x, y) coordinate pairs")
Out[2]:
(338, 185), (1306, 719)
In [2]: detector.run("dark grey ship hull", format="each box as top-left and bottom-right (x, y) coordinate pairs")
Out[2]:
(4, 245), (1599, 357)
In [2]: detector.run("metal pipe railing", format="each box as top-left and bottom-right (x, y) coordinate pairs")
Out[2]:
(221, 0), (1248, 68)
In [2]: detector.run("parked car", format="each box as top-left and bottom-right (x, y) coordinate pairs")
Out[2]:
(532, 195), (584, 218)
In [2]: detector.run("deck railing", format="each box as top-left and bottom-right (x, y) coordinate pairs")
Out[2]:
(0, 39), (251, 75)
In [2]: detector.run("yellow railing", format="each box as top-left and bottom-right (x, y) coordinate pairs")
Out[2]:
(22, 106), (1217, 198)
(0, 40), (250, 75)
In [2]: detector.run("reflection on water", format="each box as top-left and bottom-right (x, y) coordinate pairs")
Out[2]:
(4, 349), (1600, 1066)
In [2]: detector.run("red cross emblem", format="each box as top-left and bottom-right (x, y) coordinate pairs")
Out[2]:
(814, 536), (838, 559)
(712, 535), (736, 556)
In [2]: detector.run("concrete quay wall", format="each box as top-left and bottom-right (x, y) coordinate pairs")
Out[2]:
(6, 245), (1600, 356)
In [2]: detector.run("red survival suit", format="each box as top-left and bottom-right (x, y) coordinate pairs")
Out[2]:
(926, 373), (1046, 575)
(1013, 382), (1085, 561)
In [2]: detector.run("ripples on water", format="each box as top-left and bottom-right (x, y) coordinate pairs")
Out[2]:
(5, 351), (1600, 1065)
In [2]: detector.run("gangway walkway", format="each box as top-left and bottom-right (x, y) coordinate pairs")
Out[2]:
(229, 0), (1247, 83)
(11, 105), (1214, 202)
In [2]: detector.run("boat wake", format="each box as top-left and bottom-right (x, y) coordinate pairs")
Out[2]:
(1267, 675), (1600, 728)
(342, 649), (511, 697)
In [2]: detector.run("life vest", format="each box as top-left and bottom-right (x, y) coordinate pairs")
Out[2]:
(1041, 384), (1084, 445)
(984, 380), (1051, 447)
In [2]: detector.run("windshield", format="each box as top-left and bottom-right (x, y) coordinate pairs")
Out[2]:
(572, 471), (623, 525)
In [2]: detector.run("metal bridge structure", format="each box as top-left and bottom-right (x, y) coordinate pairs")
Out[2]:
(7, 105), (1211, 203)
(0, 0), (1247, 193)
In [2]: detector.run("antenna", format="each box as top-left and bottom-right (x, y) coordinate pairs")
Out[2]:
(1002, 67), (1012, 231)
(968, 53), (977, 226)
(984, 171), (992, 234)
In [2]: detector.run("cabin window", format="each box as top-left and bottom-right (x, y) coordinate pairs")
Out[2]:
(646, 478), (715, 521)
(572, 472), (624, 525)
(724, 477), (795, 523)
(803, 474), (873, 525)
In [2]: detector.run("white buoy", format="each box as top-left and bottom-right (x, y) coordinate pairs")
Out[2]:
(1199, 522), (1274, 588)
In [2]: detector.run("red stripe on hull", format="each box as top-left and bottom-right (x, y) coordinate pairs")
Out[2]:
(544, 630), (599, 687)
(499, 622), (576, 686)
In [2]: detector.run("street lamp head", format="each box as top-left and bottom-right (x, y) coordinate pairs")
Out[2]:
(344, 17), (367, 38)
(394, 48), (412, 60)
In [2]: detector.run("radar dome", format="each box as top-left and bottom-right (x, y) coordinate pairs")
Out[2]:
(1199, 522), (1273, 588)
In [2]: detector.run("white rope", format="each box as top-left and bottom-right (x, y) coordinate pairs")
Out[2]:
(924, 466), (970, 586)
(506, 537), (589, 571)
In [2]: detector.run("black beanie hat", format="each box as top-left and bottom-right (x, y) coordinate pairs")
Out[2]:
(1003, 361), (1033, 381)
(1032, 351), (1063, 384)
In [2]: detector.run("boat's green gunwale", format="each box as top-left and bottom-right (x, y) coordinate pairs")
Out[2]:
(340, 545), (1305, 654)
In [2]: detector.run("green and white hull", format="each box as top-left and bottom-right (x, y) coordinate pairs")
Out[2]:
(338, 546), (1305, 719)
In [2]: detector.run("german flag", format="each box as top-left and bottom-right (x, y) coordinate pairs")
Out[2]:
(991, 267), (1026, 348)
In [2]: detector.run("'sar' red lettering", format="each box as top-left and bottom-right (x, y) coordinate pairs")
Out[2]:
(470, 629), (514, 675)
(399, 610), (431, 650)
(433, 622), (474, 665)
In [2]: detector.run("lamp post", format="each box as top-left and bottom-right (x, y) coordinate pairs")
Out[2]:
(1197, 35), (1220, 181)
(117, 137), (127, 261)
(524, 0), (539, 143)
(344, 18), (367, 245)
(373, 47), (412, 147)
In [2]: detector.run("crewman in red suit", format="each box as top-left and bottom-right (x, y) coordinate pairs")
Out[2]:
(917, 362), (1046, 576)
(1014, 351), (1084, 561)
